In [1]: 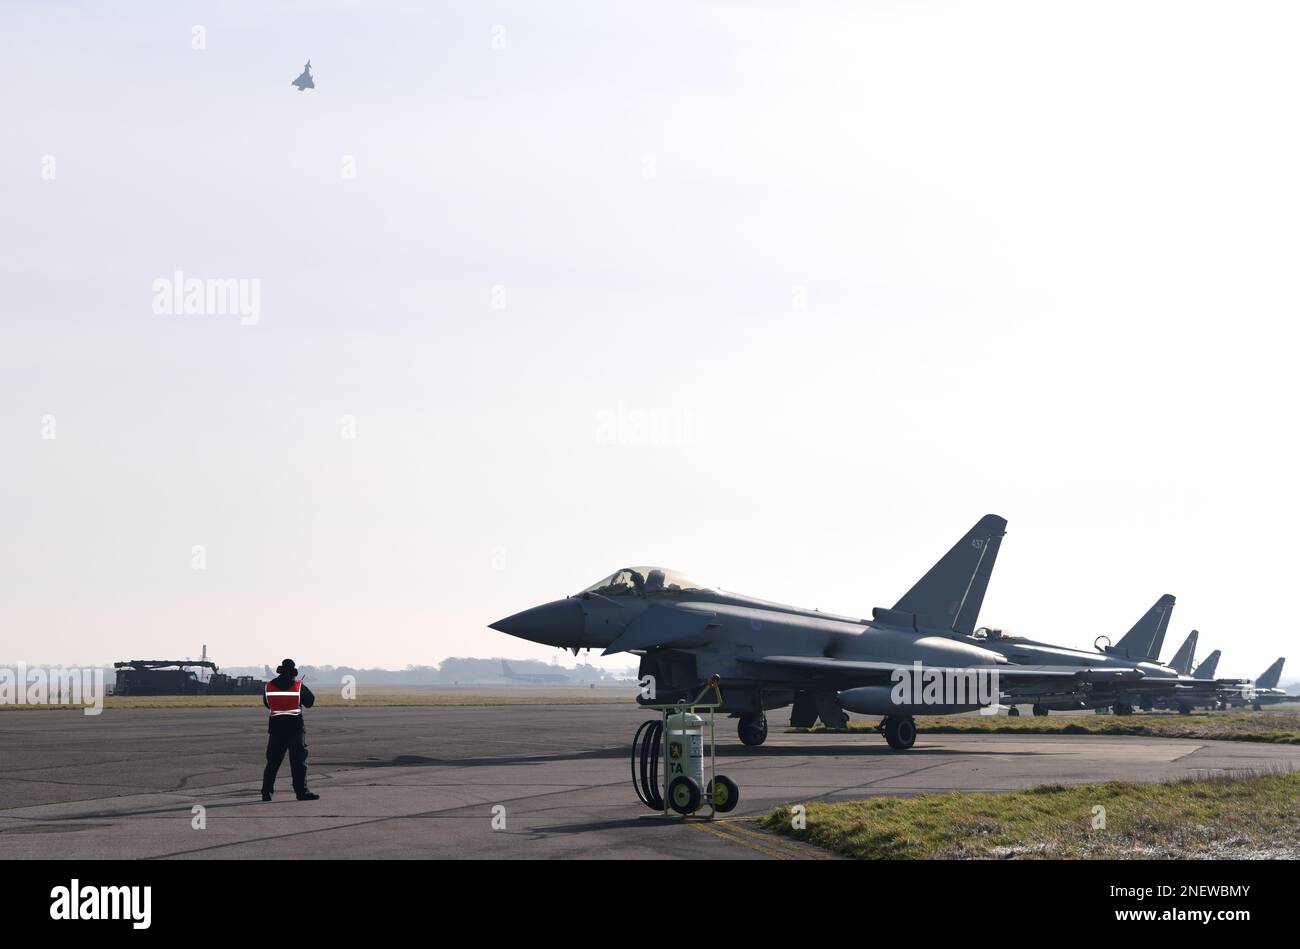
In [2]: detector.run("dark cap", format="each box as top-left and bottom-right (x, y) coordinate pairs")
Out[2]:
(276, 658), (298, 675)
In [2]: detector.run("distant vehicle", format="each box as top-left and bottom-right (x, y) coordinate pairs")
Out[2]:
(499, 659), (570, 684)
(291, 60), (314, 91)
(490, 515), (1140, 750)
(113, 657), (263, 696)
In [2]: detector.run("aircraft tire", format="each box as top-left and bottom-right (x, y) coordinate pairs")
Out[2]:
(738, 712), (768, 747)
(668, 776), (702, 815)
(1007, 706), (1020, 717)
(1113, 702), (1134, 716)
(1253, 702), (1262, 712)
(708, 775), (740, 813)
(883, 716), (916, 750)
(1032, 704), (1049, 717)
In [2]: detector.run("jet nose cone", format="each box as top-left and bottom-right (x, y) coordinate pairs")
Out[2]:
(489, 599), (585, 648)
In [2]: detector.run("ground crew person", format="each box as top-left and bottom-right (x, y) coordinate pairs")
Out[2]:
(260, 658), (319, 801)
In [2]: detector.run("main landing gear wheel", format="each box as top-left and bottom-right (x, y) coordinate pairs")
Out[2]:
(1007, 706), (1021, 717)
(707, 775), (740, 813)
(1113, 702), (1134, 716)
(882, 716), (916, 750)
(1253, 702), (1263, 712)
(1032, 704), (1049, 717)
(667, 775), (703, 815)
(738, 712), (768, 747)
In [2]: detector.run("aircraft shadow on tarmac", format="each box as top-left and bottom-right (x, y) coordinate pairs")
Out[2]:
(0, 822), (115, 835)
(320, 742), (1050, 771)
(516, 815), (691, 837)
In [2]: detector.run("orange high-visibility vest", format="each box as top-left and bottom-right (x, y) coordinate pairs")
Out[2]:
(266, 679), (302, 716)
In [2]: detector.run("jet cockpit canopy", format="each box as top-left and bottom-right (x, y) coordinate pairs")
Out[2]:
(973, 627), (1021, 642)
(580, 567), (715, 598)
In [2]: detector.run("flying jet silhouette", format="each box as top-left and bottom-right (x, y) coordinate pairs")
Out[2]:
(291, 60), (314, 91)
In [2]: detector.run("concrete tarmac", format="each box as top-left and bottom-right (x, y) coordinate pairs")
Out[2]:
(1, 704), (1297, 859)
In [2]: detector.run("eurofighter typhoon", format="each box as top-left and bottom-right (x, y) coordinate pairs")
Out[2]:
(489, 515), (1139, 749)
(964, 602), (1242, 716)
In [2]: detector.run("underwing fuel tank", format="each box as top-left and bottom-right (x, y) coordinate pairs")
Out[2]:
(837, 686), (984, 716)
(838, 662), (1001, 716)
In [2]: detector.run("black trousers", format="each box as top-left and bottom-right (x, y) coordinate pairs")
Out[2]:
(262, 726), (310, 796)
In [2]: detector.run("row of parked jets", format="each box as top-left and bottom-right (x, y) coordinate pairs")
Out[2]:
(489, 514), (1294, 749)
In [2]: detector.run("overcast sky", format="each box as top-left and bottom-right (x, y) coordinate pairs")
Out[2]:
(3, 0), (1297, 678)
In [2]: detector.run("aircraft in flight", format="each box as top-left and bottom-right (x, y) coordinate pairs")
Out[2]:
(489, 515), (1140, 749)
(292, 60), (315, 91)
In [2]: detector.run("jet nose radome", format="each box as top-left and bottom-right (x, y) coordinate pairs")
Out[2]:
(489, 599), (585, 648)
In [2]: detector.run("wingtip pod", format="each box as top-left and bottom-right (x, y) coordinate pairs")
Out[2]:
(889, 514), (1008, 636)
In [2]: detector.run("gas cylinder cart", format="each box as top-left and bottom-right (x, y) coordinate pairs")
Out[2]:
(630, 675), (740, 818)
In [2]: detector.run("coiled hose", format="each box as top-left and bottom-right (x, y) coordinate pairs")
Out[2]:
(631, 719), (664, 810)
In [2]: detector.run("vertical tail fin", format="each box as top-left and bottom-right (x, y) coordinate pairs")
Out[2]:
(1106, 594), (1175, 661)
(1256, 657), (1285, 690)
(888, 514), (1007, 635)
(1194, 649), (1221, 680)
(1168, 630), (1198, 676)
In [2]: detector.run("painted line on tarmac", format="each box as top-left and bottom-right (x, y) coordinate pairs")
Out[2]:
(690, 818), (833, 860)
(718, 818), (838, 859)
(689, 820), (792, 859)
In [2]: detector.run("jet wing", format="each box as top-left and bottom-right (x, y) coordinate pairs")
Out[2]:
(1107, 676), (1244, 696)
(742, 655), (1144, 686)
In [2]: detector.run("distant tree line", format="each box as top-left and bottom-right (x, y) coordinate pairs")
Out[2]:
(219, 657), (635, 685)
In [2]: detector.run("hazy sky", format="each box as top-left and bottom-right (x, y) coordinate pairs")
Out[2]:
(3, 1), (1298, 677)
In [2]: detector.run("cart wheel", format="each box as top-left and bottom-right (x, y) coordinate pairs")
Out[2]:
(708, 775), (740, 813)
(668, 776), (702, 815)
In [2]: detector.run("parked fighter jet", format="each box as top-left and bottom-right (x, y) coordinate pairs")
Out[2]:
(966, 605), (1231, 715)
(1146, 630), (1211, 714)
(292, 60), (315, 91)
(1172, 648), (1225, 711)
(1222, 658), (1294, 710)
(489, 515), (1140, 750)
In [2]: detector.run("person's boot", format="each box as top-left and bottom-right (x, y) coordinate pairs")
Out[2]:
(296, 790), (319, 801)
(261, 791), (273, 802)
